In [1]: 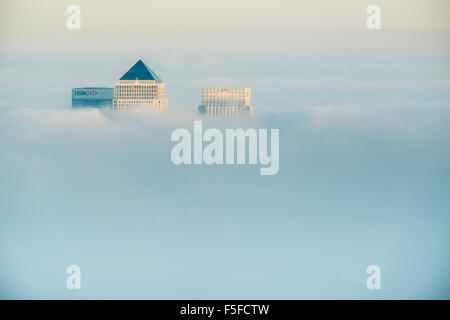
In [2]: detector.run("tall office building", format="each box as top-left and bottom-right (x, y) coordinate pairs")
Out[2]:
(199, 88), (253, 117)
(113, 60), (168, 110)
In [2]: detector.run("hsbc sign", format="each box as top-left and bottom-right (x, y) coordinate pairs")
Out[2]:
(74, 90), (98, 96)
(219, 89), (230, 97)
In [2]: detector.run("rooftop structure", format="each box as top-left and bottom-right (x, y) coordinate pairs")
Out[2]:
(113, 60), (168, 111)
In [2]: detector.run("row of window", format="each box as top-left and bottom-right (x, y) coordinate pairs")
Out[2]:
(115, 94), (161, 98)
(202, 101), (250, 105)
(116, 88), (158, 91)
(113, 100), (166, 105)
(116, 85), (159, 89)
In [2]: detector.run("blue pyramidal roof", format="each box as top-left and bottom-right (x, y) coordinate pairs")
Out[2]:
(120, 59), (162, 82)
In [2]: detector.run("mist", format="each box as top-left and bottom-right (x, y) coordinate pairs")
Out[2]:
(1, 101), (449, 298)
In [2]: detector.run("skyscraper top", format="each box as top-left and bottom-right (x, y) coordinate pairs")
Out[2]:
(119, 59), (162, 82)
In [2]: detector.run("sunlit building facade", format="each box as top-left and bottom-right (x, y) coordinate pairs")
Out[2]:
(199, 88), (253, 117)
(113, 59), (168, 110)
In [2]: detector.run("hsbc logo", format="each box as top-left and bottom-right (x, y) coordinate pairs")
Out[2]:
(74, 90), (98, 96)
(219, 89), (230, 97)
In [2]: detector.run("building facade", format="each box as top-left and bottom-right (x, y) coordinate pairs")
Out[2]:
(72, 87), (113, 108)
(199, 88), (253, 117)
(113, 60), (168, 111)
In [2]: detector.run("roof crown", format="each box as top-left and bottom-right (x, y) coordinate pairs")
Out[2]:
(119, 59), (162, 82)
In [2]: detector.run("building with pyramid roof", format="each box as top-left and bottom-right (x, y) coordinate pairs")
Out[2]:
(113, 59), (168, 110)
